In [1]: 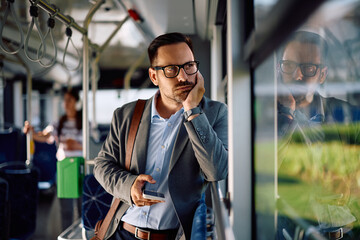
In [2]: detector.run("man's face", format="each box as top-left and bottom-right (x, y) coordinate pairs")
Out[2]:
(280, 41), (327, 105)
(149, 42), (196, 104)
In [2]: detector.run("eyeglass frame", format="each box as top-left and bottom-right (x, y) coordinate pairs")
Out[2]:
(279, 60), (325, 77)
(152, 61), (200, 78)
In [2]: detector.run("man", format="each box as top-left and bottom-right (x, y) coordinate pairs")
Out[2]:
(94, 32), (228, 240)
(276, 31), (360, 239)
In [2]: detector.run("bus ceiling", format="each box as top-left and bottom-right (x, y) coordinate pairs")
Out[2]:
(0, 0), (215, 89)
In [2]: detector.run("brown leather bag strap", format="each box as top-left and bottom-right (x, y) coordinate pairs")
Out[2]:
(125, 99), (146, 170)
(95, 99), (146, 240)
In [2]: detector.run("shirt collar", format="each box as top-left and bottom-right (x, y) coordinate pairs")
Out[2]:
(151, 91), (184, 123)
(310, 93), (325, 121)
(151, 91), (161, 121)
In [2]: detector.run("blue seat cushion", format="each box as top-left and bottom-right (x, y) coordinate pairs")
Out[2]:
(82, 174), (113, 230)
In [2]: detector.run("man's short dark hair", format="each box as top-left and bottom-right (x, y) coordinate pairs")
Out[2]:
(148, 32), (194, 66)
(279, 31), (329, 63)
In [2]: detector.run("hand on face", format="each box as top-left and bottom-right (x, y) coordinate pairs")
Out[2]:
(182, 71), (205, 111)
(277, 80), (296, 112)
(130, 174), (164, 207)
(280, 41), (326, 108)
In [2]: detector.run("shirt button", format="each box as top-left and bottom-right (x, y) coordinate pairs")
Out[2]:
(156, 168), (160, 172)
(143, 212), (147, 216)
(168, 123), (171, 127)
(161, 145), (165, 149)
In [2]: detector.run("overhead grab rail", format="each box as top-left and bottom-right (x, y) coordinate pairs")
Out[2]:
(28, 0), (87, 35)
(38, 7), (59, 68)
(0, 0), (24, 54)
(0, 0), (87, 68)
(63, 17), (82, 71)
(27, 0), (83, 70)
(24, 0), (46, 62)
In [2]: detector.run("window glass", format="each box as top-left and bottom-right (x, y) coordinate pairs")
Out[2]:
(254, 0), (279, 28)
(87, 89), (157, 124)
(254, 1), (360, 239)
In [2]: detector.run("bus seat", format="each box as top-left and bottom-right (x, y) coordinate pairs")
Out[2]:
(0, 177), (9, 240)
(0, 127), (19, 164)
(89, 124), (110, 159)
(0, 162), (39, 240)
(32, 141), (57, 189)
(81, 174), (112, 239)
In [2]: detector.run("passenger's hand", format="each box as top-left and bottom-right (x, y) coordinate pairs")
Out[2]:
(23, 121), (34, 134)
(183, 71), (205, 111)
(130, 174), (163, 207)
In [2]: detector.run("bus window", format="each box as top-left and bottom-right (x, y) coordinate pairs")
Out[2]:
(254, 1), (360, 239)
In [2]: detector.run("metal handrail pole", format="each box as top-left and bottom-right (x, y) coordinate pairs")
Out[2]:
(90, 15), (129, 132)
(211, 182), (235, 240)
(1, 55), (32, 165)
(7, 47), (33, 166)
(82, 0), (105, 175)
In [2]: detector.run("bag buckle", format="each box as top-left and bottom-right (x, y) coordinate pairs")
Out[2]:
(135, 227), (151, 240)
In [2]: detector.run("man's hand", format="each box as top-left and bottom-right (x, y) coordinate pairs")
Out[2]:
(183, 71), (205, 111)
(130, 174), (164, 207)
(277, 83), (296, 119)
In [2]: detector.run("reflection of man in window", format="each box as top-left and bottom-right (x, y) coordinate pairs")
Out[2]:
(277, 31), (360, 239)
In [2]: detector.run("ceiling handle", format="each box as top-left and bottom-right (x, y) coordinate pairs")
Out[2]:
(24, 0), (47, 62)
(0, 0), (25, 55)
(38, 7), (59, 68)
(63, 17), (82, 71)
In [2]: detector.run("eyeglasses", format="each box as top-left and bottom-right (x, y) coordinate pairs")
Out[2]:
(279, 60), (324, 77)
(153, 61), (199, 78)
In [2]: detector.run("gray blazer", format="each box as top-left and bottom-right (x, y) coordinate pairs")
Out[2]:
(94, 96), (228, 239)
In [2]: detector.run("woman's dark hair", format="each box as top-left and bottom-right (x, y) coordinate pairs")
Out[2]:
(147, 32), (194, 66)
(65, 88), (80, 102)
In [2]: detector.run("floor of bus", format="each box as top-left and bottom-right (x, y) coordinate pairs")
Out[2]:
(33, 186), (68, 240)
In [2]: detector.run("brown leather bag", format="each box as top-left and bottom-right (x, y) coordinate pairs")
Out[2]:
(91, 99), (146, 240)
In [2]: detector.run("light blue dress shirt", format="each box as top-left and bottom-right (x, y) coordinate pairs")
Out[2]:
(121, 92), (184, 230)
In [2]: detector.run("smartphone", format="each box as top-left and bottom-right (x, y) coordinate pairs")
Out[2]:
(142, 190), (165, 201)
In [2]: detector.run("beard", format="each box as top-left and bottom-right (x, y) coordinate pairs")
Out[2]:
(288, 83), (318, 105)
(173, 81), (195, 103)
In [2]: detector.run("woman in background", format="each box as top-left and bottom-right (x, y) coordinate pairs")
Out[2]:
(23, 88), (82, 231)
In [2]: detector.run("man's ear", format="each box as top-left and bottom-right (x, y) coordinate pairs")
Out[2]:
(319, 66), (328, 84)
(148, 67), (158, 86)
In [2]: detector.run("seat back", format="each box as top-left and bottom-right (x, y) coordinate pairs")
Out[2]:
(32, 141), (57, 188)
(82, 174), (112, 230)
(0, 177), (9, 240)
(0, 128), (18, 164)
(0, 162), (39, 239)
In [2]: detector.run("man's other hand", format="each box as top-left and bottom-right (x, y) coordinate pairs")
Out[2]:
(130, 174), (164, 207)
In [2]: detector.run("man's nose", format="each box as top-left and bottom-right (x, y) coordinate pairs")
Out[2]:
(293, 66), (304, 81)
(177, 68), (188, 82)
